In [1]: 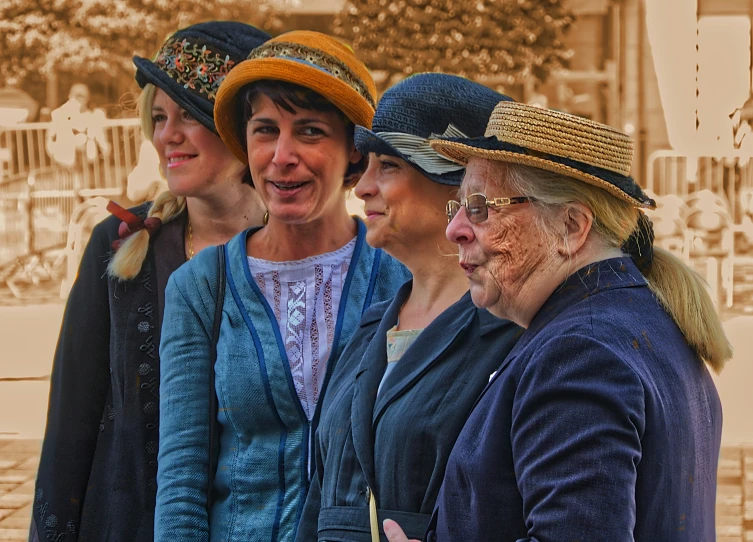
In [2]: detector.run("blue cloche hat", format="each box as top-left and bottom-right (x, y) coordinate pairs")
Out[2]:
(354, 73), (512, 186)
(133, 21), (271, 134)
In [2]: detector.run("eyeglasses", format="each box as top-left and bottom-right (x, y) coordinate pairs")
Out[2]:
(446, 193), (535, 224)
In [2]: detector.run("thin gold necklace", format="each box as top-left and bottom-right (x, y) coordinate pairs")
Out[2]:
(187, 218), (195, 260)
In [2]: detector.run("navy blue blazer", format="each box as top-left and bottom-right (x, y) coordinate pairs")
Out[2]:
(427, 257), (723, 542)
(296, 281), (522, 541)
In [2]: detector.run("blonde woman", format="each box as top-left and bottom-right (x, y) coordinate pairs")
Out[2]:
(31, 22), (269, 542)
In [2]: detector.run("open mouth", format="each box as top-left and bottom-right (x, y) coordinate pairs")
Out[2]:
(271, 181), (307, 191)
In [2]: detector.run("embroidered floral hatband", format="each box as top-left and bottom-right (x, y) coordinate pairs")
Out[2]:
(152, 37), (235, 101)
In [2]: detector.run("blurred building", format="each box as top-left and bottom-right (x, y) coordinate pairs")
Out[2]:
(11, 0), (753, 188)
(276, 0), (674, 185)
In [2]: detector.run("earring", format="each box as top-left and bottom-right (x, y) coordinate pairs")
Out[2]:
(263, 211), (269, 226)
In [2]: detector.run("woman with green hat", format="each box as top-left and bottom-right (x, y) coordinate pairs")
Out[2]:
(155, 30), (410, 541)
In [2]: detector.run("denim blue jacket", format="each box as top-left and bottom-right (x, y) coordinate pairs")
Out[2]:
(155, 220), (410, 542)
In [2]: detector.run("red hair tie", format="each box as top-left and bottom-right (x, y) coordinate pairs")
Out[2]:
(107, 201), (162, 250)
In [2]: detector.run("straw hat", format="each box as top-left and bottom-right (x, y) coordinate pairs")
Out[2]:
(214, 30), (377, 163)
(133, 21), (270, 134)
(430, 101), (656, 209)
(354, 73), (511, 186)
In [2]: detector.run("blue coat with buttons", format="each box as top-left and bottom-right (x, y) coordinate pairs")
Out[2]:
(426, 257), (723, 542)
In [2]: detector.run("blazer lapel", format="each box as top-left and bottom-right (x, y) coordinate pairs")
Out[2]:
(350, 283), (410, 492)
(466, 311), (529, 409)
(371, 292), (476, 426)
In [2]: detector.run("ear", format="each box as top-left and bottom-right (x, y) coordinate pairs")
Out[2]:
(349, 145), (363, 165)
(557, 203), (593, 257)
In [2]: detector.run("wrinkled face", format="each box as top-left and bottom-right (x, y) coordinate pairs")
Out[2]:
(151, 89), (242, 197)
(245, 93), (360, 225)
(355, 153), (453, 255)
(446, 158), (554, 320)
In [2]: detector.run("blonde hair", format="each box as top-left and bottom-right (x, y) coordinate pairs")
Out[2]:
(504, 162), (732, 373)
(107, 84), (186, 280)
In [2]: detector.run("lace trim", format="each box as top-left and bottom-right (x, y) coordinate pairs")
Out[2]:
(310, 265), (323, 404)
(286, 280), (309, 415)
(249, 243), (354, 420)
(272, 271), (282, 322)
(324, 266), (335, 347)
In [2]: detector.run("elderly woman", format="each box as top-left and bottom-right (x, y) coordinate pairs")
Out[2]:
(295, 73), (522, 542)
(155, 31), (410, 541)
(384, 102), (731, 542)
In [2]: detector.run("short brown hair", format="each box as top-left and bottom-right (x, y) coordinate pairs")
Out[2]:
(238, 80), (365, 188)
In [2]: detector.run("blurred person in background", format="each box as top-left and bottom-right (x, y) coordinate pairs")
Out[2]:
(46, 83), (111, 167)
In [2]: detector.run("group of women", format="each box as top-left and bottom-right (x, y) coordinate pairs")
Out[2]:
(31, 17), (731, 542)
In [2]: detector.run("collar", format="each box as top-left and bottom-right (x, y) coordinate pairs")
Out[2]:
(523, 257), (646, 343)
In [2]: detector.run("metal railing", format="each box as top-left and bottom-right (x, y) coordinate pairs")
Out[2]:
(0, 119), (141, 301)
(0, 118), (142, 188)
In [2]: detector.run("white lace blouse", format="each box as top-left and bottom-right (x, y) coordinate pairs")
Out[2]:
(247, 237), (357, 420)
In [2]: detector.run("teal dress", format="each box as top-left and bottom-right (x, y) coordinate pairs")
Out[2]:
(154, 219), (410, 542)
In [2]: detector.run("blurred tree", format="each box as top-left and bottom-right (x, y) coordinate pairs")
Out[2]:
(333, 0), (575, 91)
(0, 0), (283, 87)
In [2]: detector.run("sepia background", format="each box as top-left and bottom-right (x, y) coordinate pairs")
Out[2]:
(0, 0), (752, 539)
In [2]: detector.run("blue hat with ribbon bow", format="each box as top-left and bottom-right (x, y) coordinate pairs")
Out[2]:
(354, 73), (512, 186)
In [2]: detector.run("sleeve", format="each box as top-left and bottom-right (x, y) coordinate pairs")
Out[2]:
(31, 219), (114, 541)
(154, 265), (214, 541)
(511, 333), (646, 542)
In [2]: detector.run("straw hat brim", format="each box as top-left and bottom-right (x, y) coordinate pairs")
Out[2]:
(354, 126), (462, 186)
(215, 58), (376, 164)
(430, 137), (656, 209)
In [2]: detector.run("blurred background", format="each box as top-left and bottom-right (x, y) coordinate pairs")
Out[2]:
(0, 0), (752, 539)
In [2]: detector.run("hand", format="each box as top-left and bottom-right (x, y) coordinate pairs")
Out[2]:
(383, 519), (421, 542)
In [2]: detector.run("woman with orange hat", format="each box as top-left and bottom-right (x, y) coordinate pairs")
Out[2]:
(154, 31), (410, 541)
